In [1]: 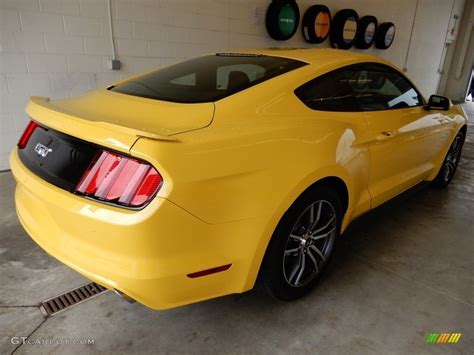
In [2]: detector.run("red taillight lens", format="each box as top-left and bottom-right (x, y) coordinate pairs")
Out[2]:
(76, 150), (162, 208)
(18, 120), (40, 149)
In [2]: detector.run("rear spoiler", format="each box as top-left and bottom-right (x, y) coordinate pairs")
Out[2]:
(28, 96), (178, 142)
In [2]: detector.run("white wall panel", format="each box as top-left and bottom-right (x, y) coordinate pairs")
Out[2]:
(405, 0), (456, 97)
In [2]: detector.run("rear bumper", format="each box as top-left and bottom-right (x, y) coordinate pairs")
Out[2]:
(10, 149), (260, 310)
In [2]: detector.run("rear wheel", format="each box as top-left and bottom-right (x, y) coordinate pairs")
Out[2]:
(260, 187), (342, 301)
(431, 130), (465, 188)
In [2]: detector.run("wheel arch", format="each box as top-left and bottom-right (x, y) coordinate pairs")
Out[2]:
(305, 176), (349, 215)
(426, 122), (468, 181)
(243, 170), (353, 291)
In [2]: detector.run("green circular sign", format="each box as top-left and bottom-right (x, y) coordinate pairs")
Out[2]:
(278, 5), (297, 37)
(266, 0), (300, 41)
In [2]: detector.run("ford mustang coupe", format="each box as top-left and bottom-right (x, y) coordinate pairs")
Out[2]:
(10, 49), (467, 309)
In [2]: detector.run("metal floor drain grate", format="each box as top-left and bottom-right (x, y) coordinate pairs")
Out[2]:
(40, 282), (107, 316)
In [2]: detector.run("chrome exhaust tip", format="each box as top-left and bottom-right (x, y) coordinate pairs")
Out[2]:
(113, 289), (136, 303)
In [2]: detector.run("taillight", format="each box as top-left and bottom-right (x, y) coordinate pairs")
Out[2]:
(76, 150), (162, 208)
(18, 120), (40, 149)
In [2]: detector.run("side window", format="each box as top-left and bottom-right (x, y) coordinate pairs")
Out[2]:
(170, 73), (196, 86)
(295, 70), (359, 111)
(347, 64), (423, 110)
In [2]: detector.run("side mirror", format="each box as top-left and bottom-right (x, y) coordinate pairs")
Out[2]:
(424, 95), (451, 111)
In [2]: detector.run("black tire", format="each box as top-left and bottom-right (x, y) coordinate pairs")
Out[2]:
(355, 15), (378, 49)
(431, 130), (465, 188)
(375, 22), (395, 49)
(301, 5), (331, 44)
(266, 0), (300, 41)
(330, 9), (359, 50)
(259, 186), (343, 301)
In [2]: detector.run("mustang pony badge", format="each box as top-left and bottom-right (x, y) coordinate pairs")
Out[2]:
(34, 143), (53, 158)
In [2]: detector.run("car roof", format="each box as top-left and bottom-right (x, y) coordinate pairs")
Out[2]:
(225, 48), (390, 66)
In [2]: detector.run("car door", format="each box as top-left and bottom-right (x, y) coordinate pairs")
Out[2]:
(294, 68), (373, 219)
(345, 63), (450, 207)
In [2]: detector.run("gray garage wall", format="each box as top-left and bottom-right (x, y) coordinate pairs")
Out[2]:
(0, 0), (467, 170)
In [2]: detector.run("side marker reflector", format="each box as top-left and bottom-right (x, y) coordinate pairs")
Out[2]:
(187, 264), (232, 278)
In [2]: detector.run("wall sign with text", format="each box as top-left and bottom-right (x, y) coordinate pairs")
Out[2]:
(265, 2), (395, 50)
(329, 9), (359, 49)
(265, 0), (300, 41)
(375, 22), (396, 49)
(355, 16), (378, 49)
(302, 5), (331, 44)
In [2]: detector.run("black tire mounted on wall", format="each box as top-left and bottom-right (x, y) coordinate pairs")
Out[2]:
(266, 0), (300, 41)
(375, 22), (396, 49)
(355, 15), (378, 49)
(259, 186), (343, 301)
(330, 9), (359, 50)
(302, 5), (331, 44)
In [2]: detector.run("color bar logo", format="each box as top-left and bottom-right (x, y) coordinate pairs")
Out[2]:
(426, 333), (462, 344)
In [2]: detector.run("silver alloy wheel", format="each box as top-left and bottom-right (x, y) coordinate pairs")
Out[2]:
(283, 200), (337, 287)
(443, 134), (463, 182)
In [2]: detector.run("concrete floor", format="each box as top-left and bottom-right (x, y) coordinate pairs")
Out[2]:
(1, 104), (473, 355)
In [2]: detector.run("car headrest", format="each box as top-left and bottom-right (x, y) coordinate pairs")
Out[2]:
(367, 73), (386, 90)
(227, 71), (250, 90)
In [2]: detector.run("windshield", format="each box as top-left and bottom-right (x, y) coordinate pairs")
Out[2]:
(109, 54), (307, 103)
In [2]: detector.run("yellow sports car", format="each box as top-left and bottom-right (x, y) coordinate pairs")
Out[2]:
(10, 49), (467, 309)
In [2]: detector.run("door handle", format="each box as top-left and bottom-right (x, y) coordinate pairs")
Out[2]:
(430, 114), (449, 123)
(376, 131), (395, 141)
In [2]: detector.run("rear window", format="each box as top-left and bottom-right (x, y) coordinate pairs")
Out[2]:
(109, 54), (307, 103)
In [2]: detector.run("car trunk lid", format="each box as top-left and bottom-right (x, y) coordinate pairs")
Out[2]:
(26, 90), (215, 151)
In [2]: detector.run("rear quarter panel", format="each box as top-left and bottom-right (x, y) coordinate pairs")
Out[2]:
(132, 84), (372, 225)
